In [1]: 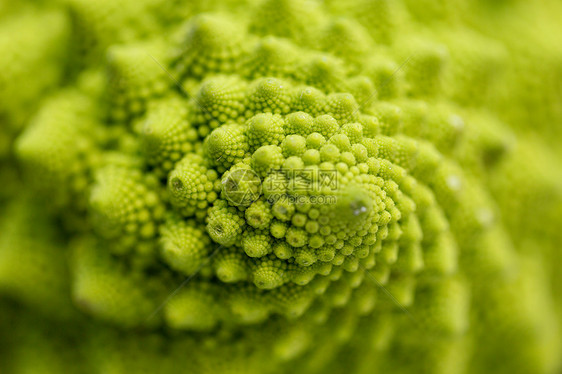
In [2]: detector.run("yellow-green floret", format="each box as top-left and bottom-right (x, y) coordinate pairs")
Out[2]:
(2, 0), (562, 374)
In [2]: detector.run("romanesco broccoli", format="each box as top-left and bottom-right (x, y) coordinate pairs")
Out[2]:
(1, 0), (562, 374)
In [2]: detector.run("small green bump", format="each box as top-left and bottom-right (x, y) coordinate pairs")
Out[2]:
(221, 164), (262, 207)
(272, 199), (295, 221)
(295, 247), (317, 266)
(204, 124), (249, 171)
(273, 241), (294, 259)
(319, 144), (341, 163)
(312, 115), (339, 138)
(245, 200), (273, 230)
(270, 220), (288, 238)
(324, 93), (360, 124)
(283, 156), (305, 171)
(252, 260), (285, 289)
(281, 135), (307, 157)
(246, 113), (285, 150)
(251, 145), (284, 177)
(318, 246), (336, 262)
(284, 112), (314, 135)
(213, 248), (249, 283)
(306, 132), (327, 149)
(242, 230), (272, 258)
(206, 201), (245, 246)
(329, 133), (352, 152)
(286, 227), (308, 248)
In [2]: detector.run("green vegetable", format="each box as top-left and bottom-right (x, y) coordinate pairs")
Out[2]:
(1, 0), (562, 373)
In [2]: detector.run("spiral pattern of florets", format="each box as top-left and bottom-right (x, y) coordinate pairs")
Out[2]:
(6, 2), (562, 374)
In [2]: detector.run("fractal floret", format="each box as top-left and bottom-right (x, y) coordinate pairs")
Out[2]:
(1, 0), (562, 373)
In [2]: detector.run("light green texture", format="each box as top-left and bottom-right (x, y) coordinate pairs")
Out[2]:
(1, 0), (562, 373)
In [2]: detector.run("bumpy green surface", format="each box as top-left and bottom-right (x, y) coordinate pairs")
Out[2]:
(1, 0), (562, 373)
